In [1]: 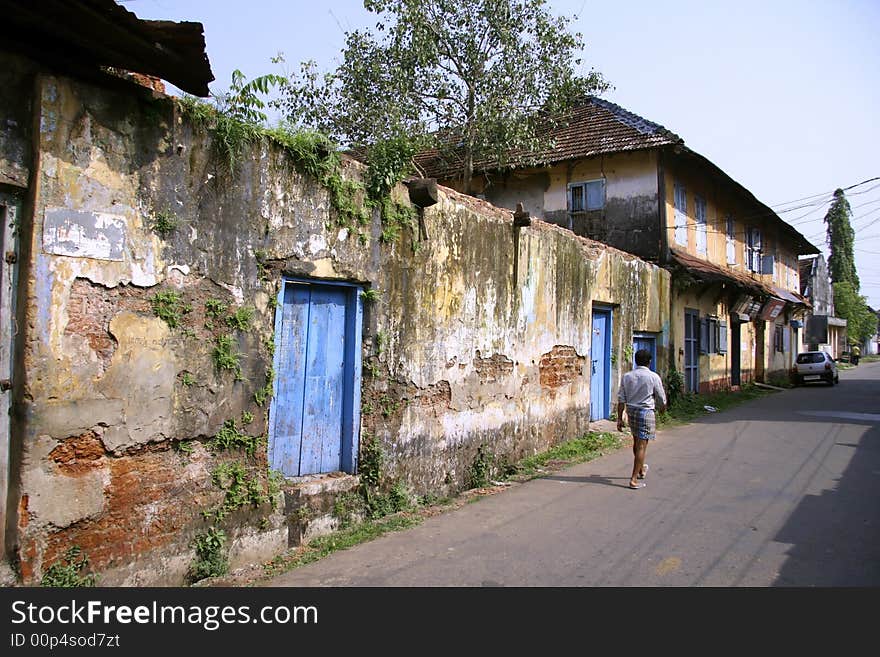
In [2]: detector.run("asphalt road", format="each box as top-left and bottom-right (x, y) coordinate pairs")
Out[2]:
(263, 360), (880, 587)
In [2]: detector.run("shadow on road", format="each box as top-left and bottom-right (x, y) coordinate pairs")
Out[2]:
(770, 419), (880, 586)
(660, 366), (880, 586)
(540, 473), (629, 489)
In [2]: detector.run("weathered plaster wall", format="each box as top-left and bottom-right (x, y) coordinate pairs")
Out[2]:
(451, 151), (661, 262)
(9, 71), (669, 585)
(366, 201), (669, 491)
(662, 157), (802, 295)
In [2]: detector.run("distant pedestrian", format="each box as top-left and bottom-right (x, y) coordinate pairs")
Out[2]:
(852, 344), (861, 366)
(617, 349), (667, 490)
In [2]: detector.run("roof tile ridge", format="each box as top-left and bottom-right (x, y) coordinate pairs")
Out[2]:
(587, 96), (683, 143)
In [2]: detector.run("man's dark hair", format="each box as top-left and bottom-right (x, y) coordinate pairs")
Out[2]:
(635, 349), (652, 366)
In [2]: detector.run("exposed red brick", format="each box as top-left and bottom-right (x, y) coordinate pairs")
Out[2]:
(474, 351), (514, 383)
(18, 494), (29, 529)
(49, 431), (108, 474)
(539, 346), (585, 388)
(39, 448), (218, 573)
(416, 380), (451, 408)
(65, 280), (120, 372)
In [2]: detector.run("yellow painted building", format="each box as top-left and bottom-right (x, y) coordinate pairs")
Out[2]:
(422, 97), (819, 391)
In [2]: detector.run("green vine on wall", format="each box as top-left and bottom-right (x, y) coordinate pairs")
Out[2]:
(177, 71), (417, 248)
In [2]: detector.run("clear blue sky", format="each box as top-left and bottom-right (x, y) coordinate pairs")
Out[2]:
(126, 0), (880, 309)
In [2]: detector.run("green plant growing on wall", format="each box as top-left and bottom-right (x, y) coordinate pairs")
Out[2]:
(173, 440), (195, 457)
(267, 469), (285, 504)
(622, 344), (634, 366)
(254, 249), (271, 283)
(212, 335), (243, 380)
(179, 69), (285, 174)
(40, 546), (97, 587)
(150, 291), (192, 329)
(358, 435), (383, 489)
(149, 207), (179, 237)
(665, 367), (685, 408)
(205, 461), (269, 522)
(179, 70), (417, 248)
(205, 298), (228, 319)
(363, 360), (379, 379)
(361, 288), (381, 302)
(226, 307), (255, 331)
(379, 198), (416, 244)
(332, 492), (365, 529)
(375, 330), (388, 355)
(188, 527), (228, 583)
(468, 445), (494, 489)
(378, 394), (400, 418)
(254, 367), (275, 406)
(211, 418), (264, 456)
(180, 372), (196, 387)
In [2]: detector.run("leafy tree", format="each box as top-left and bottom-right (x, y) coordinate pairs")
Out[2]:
(833, 281), (876, 344)
(275, 0), (610, 193)
(825, 189), (859, 288)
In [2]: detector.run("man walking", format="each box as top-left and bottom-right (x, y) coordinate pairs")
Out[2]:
(617, 349), (667, 490)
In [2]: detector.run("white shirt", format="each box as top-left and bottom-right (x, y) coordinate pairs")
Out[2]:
(617, 366), (667, 411)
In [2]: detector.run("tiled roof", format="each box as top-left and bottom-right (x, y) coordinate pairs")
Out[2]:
(669, 248), (772, 297)
(414, 96), (682, 179)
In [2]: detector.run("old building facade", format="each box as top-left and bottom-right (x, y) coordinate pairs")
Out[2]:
(0, 47), (671, 584)
(423, 97), (818, 391)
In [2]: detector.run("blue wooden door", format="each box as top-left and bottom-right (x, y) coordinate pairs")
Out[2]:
(270, 280), (362, 477)
(684, 309), (699, 393)
(632, 334), (657, 371)
(590, 309), (611, 421)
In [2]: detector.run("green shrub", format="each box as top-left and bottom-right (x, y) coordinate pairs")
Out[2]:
(41, 546), (96, 587)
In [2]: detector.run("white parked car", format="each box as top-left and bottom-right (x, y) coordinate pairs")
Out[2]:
(792, 351), (839, 386)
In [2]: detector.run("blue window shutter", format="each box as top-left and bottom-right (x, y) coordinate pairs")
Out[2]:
(700, 318), (708, 354)
(719, 321), (728, 353)
(586, 180), (605, 210)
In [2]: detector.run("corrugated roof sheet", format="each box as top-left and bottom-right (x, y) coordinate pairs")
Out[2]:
(771, 285), (811, 308)
(669, 248), (773, 296)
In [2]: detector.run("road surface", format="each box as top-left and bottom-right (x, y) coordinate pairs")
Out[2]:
(263, 361), (880, 586)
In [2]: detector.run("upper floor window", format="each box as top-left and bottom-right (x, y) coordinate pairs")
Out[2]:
(726, 215), (736, 264)
(674, 183), (687, 246)
(695, 196), (707, 256)
(568, 179), (605, 213)
(747, 226), (763, 273)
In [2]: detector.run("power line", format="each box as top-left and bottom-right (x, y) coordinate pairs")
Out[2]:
(769, 176), (880, 209)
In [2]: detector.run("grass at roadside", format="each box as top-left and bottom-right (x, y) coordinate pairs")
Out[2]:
(657, 382), (775, 427)
(260, 512), (425, 581)
(504, 431), (625, 480)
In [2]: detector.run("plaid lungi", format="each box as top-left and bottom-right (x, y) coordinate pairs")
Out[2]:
(627, 406), (656, 441)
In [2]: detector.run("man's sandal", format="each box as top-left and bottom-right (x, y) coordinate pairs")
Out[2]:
(628, 482), (646, 490)
(638, 464), (649, 479)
